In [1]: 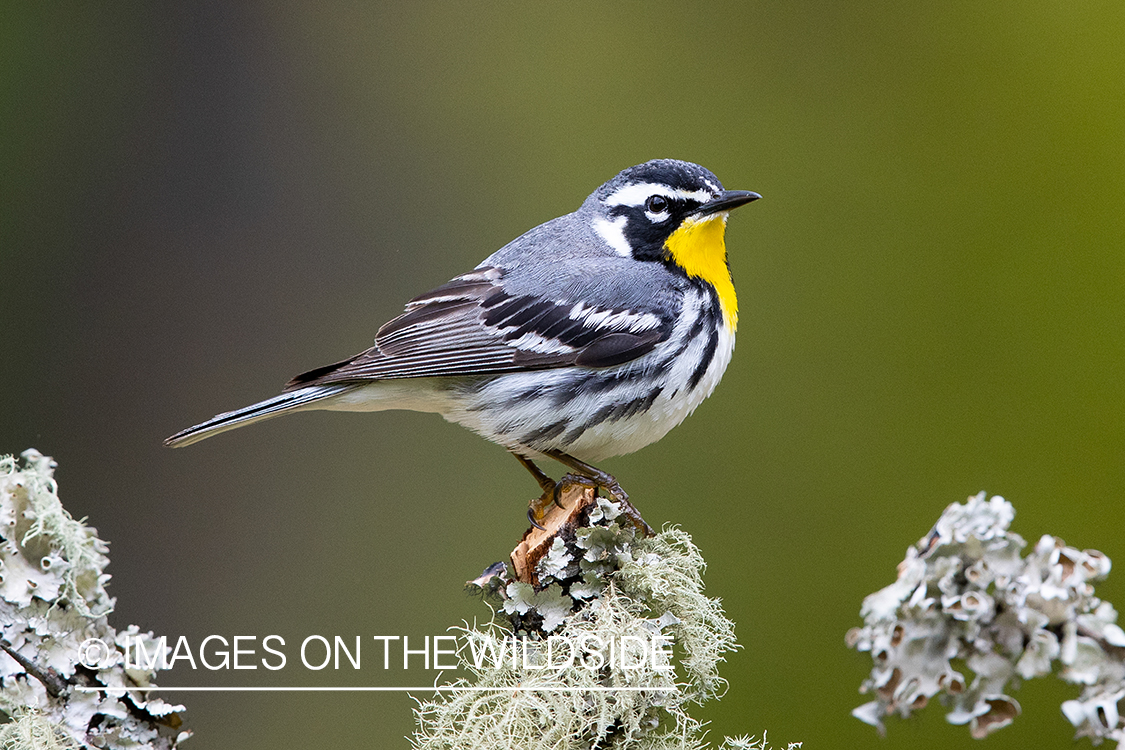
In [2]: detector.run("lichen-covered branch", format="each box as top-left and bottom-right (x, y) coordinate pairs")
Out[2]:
(413, 487), (798, 750)
(0, 448), (802, 749)
(848, 491), (1125, 744)
(0, 450), (189, 748)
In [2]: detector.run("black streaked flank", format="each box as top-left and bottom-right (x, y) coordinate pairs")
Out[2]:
(561, 387), (664, 444)
(461, 380), (548, 412)
(572, 367), (635, 397)
(563, 403), (617, 443)
(518, 419), (569, 446)
(554, 366), (636, 405)
(673, 301), (711, 360)
(688, 326), (718, 391)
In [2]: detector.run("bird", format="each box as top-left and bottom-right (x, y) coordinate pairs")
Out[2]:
(165, 159), (760, 533)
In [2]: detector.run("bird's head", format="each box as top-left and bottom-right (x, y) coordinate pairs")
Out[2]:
(586, 159), (760, 327)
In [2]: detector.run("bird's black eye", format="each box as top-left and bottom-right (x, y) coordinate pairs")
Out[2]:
(645, 195), (669, 215)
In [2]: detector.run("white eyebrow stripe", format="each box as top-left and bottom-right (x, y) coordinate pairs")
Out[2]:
(592, 215), (632, 257)
(604, 183), (715, 208)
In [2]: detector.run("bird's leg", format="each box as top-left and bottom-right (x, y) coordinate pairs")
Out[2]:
(512, 453), (562, 530)
(542, 449), (627, 501)
(542, 450), (654, 537)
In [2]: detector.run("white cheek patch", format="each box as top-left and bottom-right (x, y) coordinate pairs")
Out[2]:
(592, 215), (632, 257)
(604, 182), (716, 208)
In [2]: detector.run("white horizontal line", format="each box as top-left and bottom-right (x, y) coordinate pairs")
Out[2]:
(75, 686), (673, 693)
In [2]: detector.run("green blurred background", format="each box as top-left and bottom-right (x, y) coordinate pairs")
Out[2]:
(2, 2), (1123, 747)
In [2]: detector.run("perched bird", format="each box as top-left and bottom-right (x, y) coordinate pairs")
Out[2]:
(166, 159), (759, 532)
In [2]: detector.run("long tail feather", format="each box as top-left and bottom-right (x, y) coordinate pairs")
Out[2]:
(164, 384), (352, 447)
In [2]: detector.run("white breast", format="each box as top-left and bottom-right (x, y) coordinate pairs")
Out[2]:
(444, 287), (736, 463)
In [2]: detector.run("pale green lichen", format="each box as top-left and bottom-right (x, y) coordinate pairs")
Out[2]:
(618, 529), (738, 704)
(848, 491), (1124, 744)
(0, 708), (82, 750)
(721, 734), (801, 750)
(0, 451), (111, 618)
(414, 498), (770, 750)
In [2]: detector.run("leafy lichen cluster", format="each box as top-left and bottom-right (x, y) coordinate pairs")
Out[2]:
(0, 450), (189, 748)
(848, 491), (1125, 743)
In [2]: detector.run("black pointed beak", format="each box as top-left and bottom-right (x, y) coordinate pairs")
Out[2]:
(694, 189), (761, 217)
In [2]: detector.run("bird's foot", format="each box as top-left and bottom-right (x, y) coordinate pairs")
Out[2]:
(556, 473), (653, 537)
(526, 488), (556, 530)
(517, 453), (567, 530)
(526, 474), (597, 529)
(556, 473), (599, 502)
(514, 450), (653, 536)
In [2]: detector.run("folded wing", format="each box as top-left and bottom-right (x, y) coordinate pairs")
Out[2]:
(285, 266), (673, 390)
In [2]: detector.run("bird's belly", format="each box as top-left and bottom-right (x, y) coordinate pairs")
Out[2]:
(446, 321), (735, 463)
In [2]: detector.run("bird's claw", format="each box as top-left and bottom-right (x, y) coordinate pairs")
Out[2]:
(526, 504), (547, 531)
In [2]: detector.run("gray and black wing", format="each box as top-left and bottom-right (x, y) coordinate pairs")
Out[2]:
(284, 265), (675, 390)
(166, 264), (675, 448)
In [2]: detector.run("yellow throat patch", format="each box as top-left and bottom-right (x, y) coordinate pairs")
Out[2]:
(663, 214), (738, 330)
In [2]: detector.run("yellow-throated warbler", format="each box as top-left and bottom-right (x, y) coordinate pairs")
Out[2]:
(166, 160), (759, 531)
